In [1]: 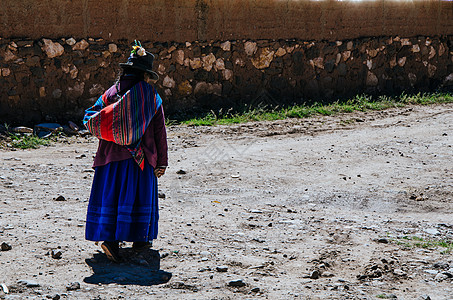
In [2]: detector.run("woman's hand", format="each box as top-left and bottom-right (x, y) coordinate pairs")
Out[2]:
(154, 167), (166, 178)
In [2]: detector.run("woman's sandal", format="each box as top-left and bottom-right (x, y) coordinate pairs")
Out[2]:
(101, 242), (122, 263)
(132, 241), (153, 250)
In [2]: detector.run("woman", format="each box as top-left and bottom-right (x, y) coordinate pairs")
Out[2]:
(83, 43), (168, 263)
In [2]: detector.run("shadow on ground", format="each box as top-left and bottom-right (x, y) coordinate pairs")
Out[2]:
(84, 248), (172, 286)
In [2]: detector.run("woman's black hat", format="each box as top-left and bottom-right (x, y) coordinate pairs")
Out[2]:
(119, 47), (159, 80)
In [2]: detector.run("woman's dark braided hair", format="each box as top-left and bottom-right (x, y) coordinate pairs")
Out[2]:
(114, 67), (146, 96)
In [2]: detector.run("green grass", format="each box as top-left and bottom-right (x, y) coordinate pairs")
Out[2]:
(179, 92), (453, 126)
(8, 134), (51, 149)
(393, 235), (453, 254)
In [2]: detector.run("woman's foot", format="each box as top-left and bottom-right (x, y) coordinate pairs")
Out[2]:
(132, 241), (152, 250)
(101, 241), (122, 263)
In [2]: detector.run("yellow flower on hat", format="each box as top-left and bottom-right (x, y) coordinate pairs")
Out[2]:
(131, 40), (146, 56)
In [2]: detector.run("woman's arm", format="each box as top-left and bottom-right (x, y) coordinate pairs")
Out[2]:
(153, 105), (168, 177)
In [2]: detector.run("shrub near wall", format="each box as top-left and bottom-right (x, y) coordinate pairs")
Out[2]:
(0, 36), (452, 124)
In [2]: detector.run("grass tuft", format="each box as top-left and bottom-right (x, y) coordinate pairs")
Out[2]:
(8, 134), (51, 149)
(393, 235), (453, 254)
(179, 92), (453, 126)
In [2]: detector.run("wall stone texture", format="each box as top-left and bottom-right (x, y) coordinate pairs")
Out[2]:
(1, 0), (453, 124)
(1, 35), (452, 124)
(1, 0), (452, 43)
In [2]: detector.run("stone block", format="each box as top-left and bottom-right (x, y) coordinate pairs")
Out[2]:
(190, 58), (202, 70)
(251, 48), (274, 69)
(366, 71), (378, 86)
(222, 69), (233, 81)
(244, 41), (257, 56)
(202, 53), (216, 71)
(42, 39), (64, 58)
(163, 75), (176, 88)
(1, 68), (11, 77)
(220, 41), (231, 51)
(177, 80), (193, 96)
(73, 39), (89, 51)
(214, 58), (225, 71)
(66, 38), (76, 46)
(174, 50), (184, 65)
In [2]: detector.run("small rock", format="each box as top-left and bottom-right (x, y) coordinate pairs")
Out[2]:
(66, 282), (80, 291)
(36, 130), (52, 139)
(198, 267), (211, 272)
(73, 39), (89, 51)
(424, 228), (439, 235)
(1, 283), (9, 294)
(435, 272), (450, 282)
(228, 279), (246, 287)
(388, 294), (398, 299)
(419, 295), (431, 300)
(78, 129), (91, 137)
(376, 238), (389, 244)
(35, 123), (62, 132)
(66, 38), (76, 46)
(1, 242), (12, 251)
(250, 210), (262, 214)
(176, 170), (186, 175)
(220, 41), (231, 51)
(63, 126), (78, 136)
(108, 43), (118, 53)
(51, 250), (62, 259)
(158, 192), (166, 199)
(393, 269), (406, 276)
(68, 121), (79, 131)
(433, 262), (449, 269)
(55, 195), (66, 201)
(250, 287), (260, 293)
(216, 265), (228, 272)
(310, 270), (321, 279)
(17, 279), (40, 288)
(12, 126), (33, 133)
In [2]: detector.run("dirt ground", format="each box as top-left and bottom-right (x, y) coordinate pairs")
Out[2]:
(0, 103), (452, 300)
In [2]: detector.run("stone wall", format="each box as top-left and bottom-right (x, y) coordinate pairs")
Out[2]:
(1, 35), (452, 124)
(1, 0), (453, 124)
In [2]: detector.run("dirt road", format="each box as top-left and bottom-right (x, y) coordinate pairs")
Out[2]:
(0, 103), (452, 299)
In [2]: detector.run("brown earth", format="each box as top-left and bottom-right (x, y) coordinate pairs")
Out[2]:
(0, 103), (452, 299)
(1, 0), (452, 42)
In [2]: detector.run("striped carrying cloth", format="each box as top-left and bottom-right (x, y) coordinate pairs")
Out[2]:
(83, 81), (162, 170)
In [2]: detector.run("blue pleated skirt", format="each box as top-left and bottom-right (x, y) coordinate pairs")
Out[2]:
(85, 158), (159, 242)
